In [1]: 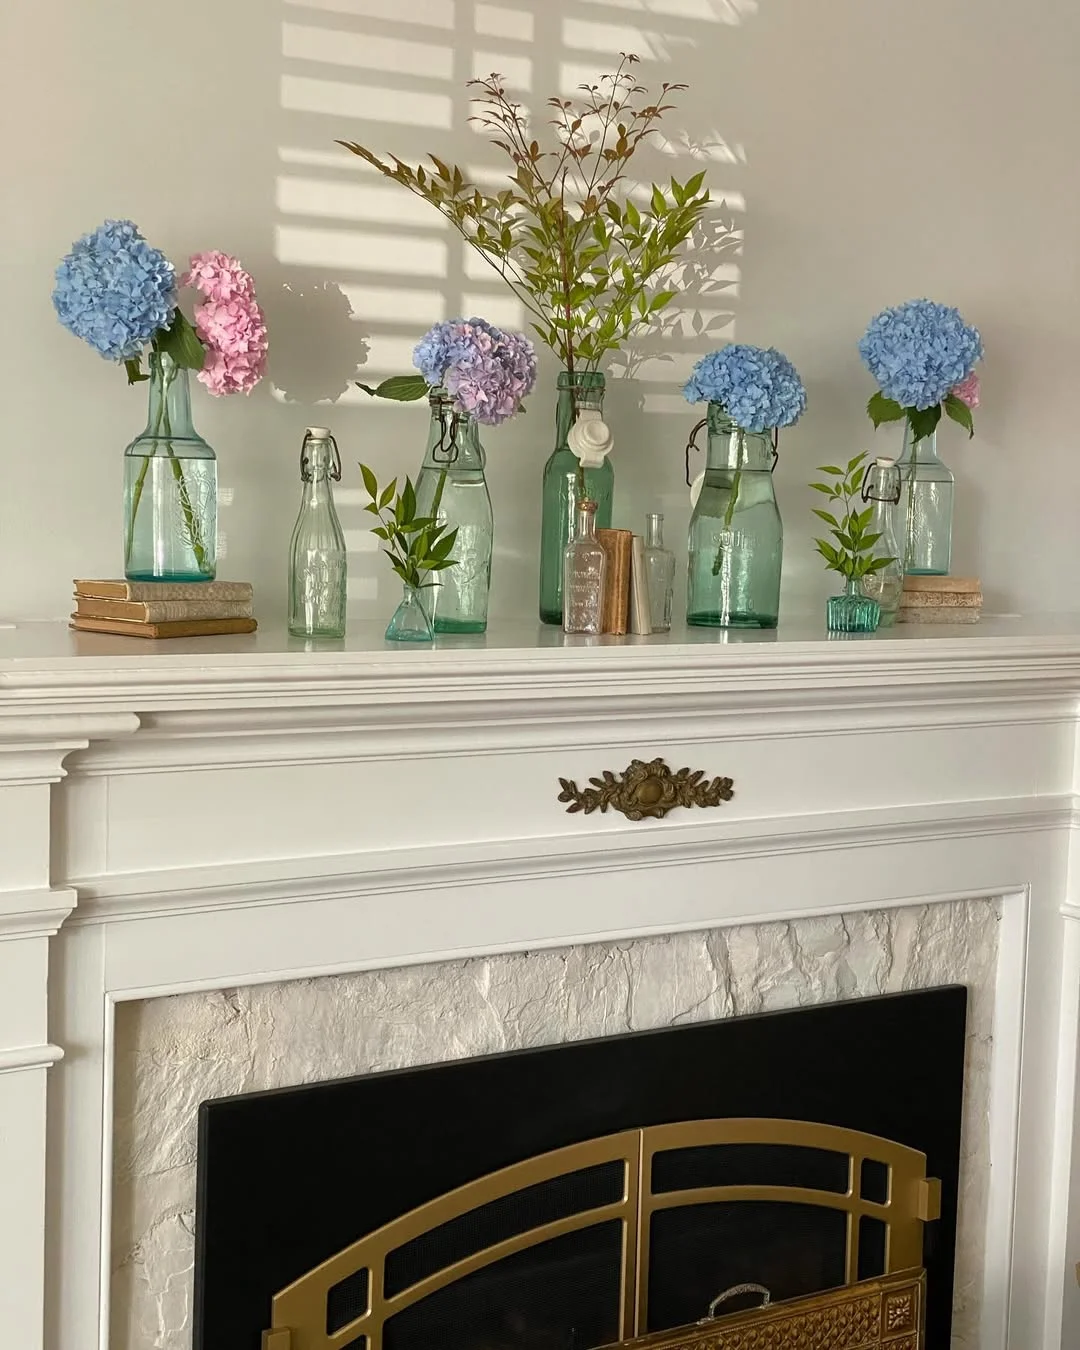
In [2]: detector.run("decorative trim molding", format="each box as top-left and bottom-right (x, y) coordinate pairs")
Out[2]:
(0, 1043), (64, 1074)
(0, 887), (79, 939)
(68, 797), (1072, 925)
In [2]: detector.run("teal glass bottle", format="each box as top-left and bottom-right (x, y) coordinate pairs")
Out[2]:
(827, 578), (881, 633)
(123, 352), (217, 581)
(897, 424), (954, 575)
(686, 404), (782, 628)
(385, 585), (435, 643)
(414, 391), (493, 634)
(288, 427), (347, 639)
(539, 371), (614, 625)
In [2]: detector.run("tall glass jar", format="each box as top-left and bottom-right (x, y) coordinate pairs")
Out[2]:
(859, 457), (904, 626)
(288, 427), (347, 639)
(123, 352), (217, 581)
(539, 371), (614, 625)
(414, 391), (493, 634)
(686, 404), (782, 629)
(897, 424), (954, 575)
(644, 512), (675, 633)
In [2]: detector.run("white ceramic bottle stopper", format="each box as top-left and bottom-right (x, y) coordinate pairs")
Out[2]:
(568, 409), (614, 468)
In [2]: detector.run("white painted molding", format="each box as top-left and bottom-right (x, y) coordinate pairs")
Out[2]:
(0, 1043), (64, 1074)
(0, 888), (78, 939)
(69, 797), (1073, 925)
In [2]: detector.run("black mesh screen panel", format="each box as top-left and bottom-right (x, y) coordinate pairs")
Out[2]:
(646, 1202), (848, 1332)
(384, 1162), (625, 1298)
(382, 1222), (623, 1350)
(652, 1143), (849, 1195)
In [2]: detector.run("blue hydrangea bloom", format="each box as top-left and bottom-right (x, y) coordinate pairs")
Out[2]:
(413, 316), (499, 386)
(859, 299), (982, 410)
(683, 344), (806, 432)
(52, 220), (176, 362)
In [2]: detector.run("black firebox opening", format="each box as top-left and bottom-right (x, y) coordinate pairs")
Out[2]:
(194, 986), (966, 1350)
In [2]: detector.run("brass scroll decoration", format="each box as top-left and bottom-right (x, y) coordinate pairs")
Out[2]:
(557, 757), (734, 820)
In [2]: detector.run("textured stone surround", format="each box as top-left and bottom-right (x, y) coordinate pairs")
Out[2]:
(110, 900), (999, 1350)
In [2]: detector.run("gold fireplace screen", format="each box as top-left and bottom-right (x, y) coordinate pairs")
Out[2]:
(262, 1118), (940, 1350)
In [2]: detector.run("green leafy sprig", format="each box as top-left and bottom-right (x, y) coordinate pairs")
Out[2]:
(338, 55), (710, 374)
(359, 464), (458, 590)
(867, 390), (974, 443)
(124, 309), (205, 386)
(810, 453), (896, 581)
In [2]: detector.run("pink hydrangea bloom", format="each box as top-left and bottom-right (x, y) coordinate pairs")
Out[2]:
(181, 252), (268, 396)
(950, 371), (980, 409)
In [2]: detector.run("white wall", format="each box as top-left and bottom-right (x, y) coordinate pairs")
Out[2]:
(4, 0), (1078, 624)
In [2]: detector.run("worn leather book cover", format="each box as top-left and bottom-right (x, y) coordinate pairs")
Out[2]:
(70, 615), (258, 640)
(74, 579), (254, 603)
(596, 528), (633, 635)
(74, 597), (254, 622)
(629, 535), (652, 634)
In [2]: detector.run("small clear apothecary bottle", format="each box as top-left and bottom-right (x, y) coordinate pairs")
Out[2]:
(562, 498), (606, 635)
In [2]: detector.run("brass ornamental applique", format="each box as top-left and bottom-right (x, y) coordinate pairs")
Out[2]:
(557, 757), (734, 820)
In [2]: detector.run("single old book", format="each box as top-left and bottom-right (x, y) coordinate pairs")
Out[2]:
(596, 528), (633, 635)
(629, 535), (652, 635)
(70, 615), (258, 640)
(899, 590), (982, 609)
(902, 575), (981, 594)
(74, 579), (254, 603)
(74, 597), (254, 623)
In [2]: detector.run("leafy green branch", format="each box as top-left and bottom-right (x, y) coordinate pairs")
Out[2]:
(810, 453), (895, 581)
(359, 463), (458, 590)
(337, 55), (710, 373)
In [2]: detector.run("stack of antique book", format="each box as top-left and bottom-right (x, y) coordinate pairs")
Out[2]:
(896, 576), (982, 624)
(70, 580), (257, 639)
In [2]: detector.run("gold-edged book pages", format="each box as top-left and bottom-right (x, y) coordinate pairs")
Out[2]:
(606, 1268), (925, 1350)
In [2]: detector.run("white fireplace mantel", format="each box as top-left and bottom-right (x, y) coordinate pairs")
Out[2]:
(3, 617), (1080, 1350)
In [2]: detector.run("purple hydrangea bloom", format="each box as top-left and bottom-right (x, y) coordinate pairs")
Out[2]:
(52, 220), (176, 361)
(414, 318), (537, 425)
(859, 299), (982, 410)
(683, 343), (806, 432)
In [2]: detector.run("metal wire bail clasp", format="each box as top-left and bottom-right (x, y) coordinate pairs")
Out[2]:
(684, 416), (708, 486)
(300, 428), (342, 482)
(861, 457), (901, 505)
(432, 406), (461, 466)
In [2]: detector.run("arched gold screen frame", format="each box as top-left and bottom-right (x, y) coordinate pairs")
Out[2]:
(263, 1118), (941, 1350)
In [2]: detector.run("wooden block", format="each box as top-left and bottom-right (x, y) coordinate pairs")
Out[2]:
(596, 528), (632, 635)
(902, 575), (980, 593)
(899, 591), (982, 609)
(895, 607), (980, 625)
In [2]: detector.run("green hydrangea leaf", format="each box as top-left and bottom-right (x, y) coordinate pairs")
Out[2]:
(357, 374), (429, 401)
(867, 392), (905, 428)
(944, 394), (975, 438)
(154, 309), (206, 372)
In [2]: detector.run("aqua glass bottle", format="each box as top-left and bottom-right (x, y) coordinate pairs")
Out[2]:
(859, 457), (904, 626)
(123, 352), (217, 581)
(686, 404), (782, 628)
(897, 424), (954, 575)
(288, 427), (347, 638)
(539, 371), (614, 625)
(414, 390), (493, 634)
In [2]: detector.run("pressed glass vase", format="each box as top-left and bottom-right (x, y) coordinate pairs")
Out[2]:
(859, 457), (904, 627)
(562, 499), (606, 634)
(539, 371), (614, 625)
(686, 404), (782, 628)
(897, 425), (954, 575)
(124, 352), (217, 581)
(827, 578), (881, 633)
(414, 391), (493, 634)
(385, 584), (435, 643)
(288, 427), (347, 639)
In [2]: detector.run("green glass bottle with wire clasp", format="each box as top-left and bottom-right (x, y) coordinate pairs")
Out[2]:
(686, 403), (782, 628)
(539, 371), (614, 625)
(413, 389), (493, 634)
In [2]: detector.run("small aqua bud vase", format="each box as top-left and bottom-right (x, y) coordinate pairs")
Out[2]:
(827, 579), (881, 634)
